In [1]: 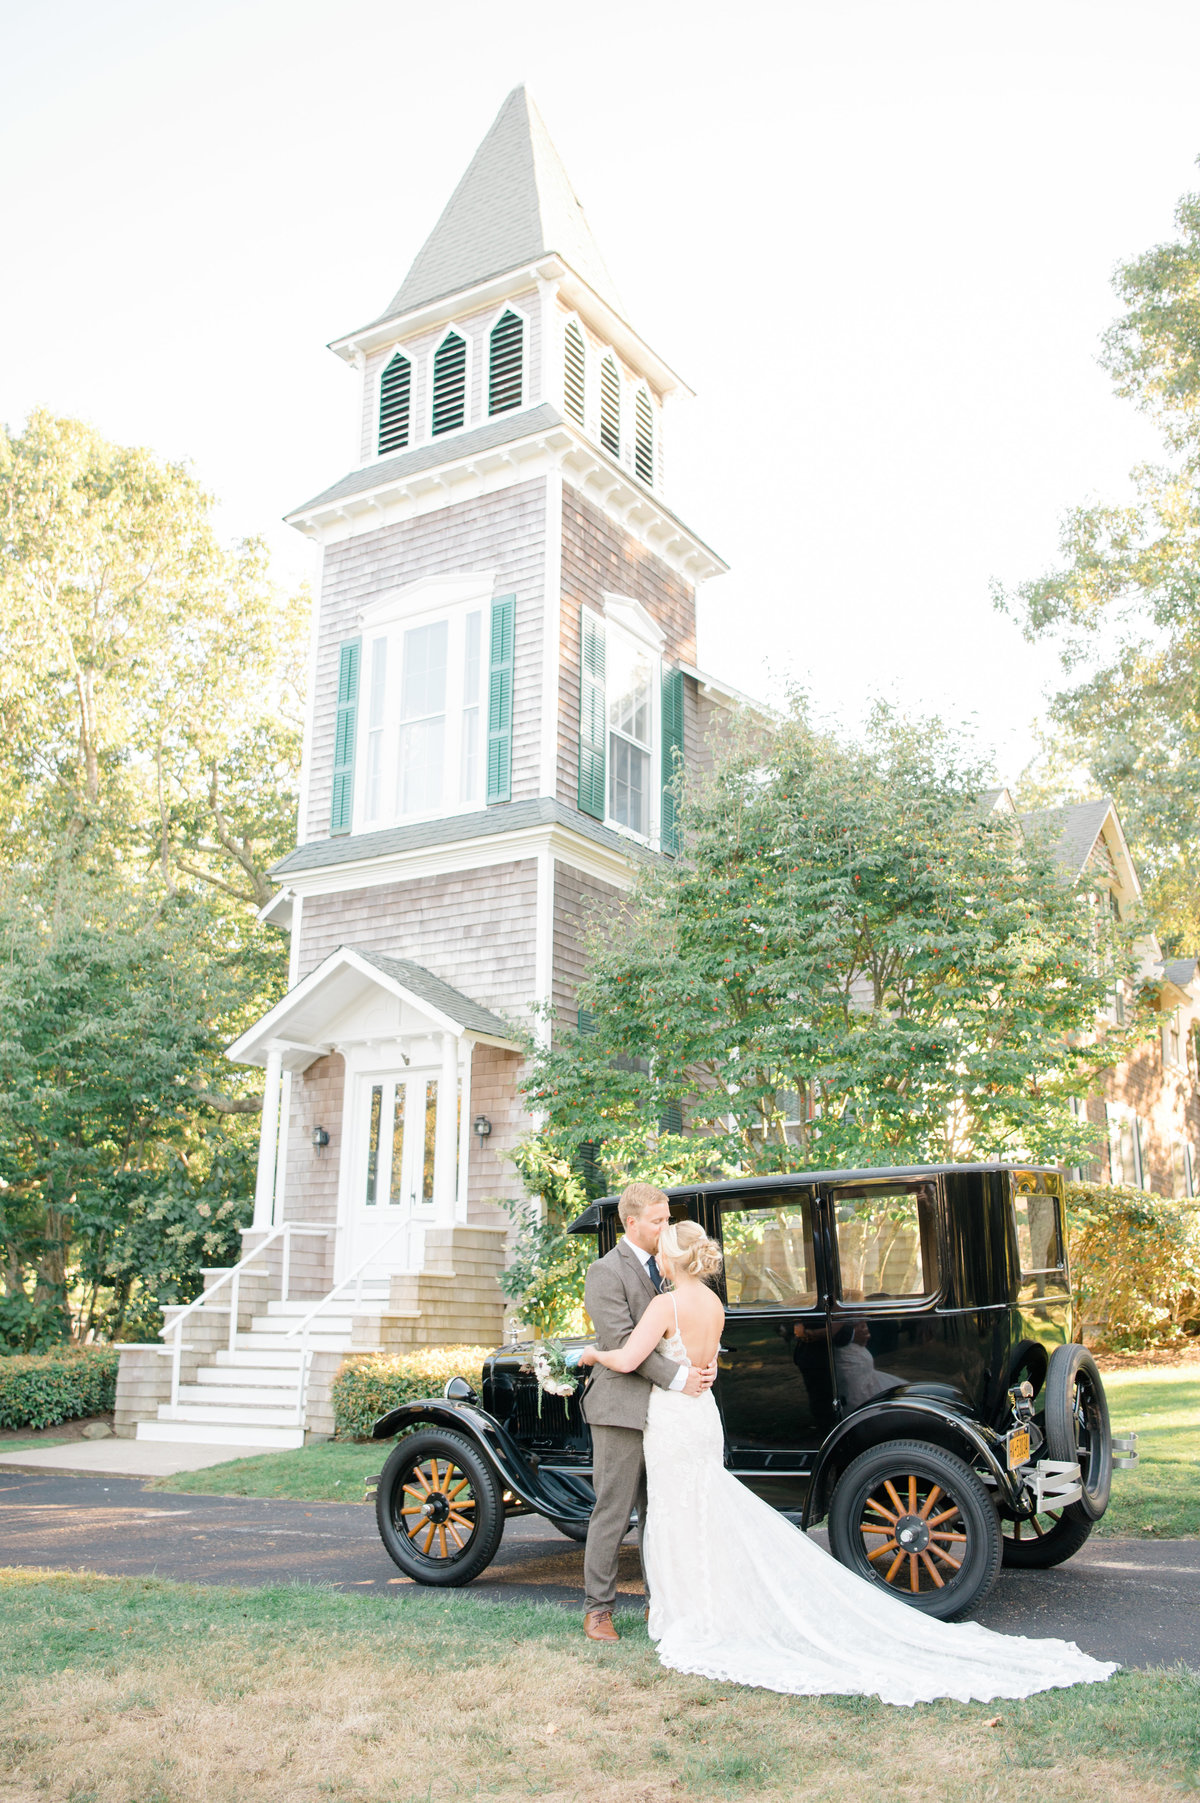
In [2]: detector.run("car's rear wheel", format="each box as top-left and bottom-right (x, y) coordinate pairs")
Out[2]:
(827, 1439), (1003, 1620)
(1001, 1505), (1093, 1568)
(1044, 1344), (1112, 1522)
(375, 1429), (504, 1586)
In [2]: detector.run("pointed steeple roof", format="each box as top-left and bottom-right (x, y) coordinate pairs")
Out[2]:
(376, 87), (623, 324)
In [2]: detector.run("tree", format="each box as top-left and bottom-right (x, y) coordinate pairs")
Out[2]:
(524, 703), (1140, 1186)
(999, 166), (1200, 954)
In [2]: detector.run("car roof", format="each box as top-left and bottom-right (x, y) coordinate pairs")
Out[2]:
(565, 1161), (1060, 1234)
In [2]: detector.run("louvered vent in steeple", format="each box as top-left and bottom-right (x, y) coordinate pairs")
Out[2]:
(488, 310), (524, 415)
(564, 319), (586, 425)
(432, 330), (467, 435)
(635, 388), (654, 486)
(600, 354), (621, 457)
(378, 352), (412, 455)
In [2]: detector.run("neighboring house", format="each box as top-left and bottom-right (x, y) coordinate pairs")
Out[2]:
(114, 87), (739, 1447)
(1019, 798), (1200, 1198)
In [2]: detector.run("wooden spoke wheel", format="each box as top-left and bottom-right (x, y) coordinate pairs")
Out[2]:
(1001, 1503), (1093, 1568)
(827, 1438), (1002, 1620)
(375, 1428), (504, 1586)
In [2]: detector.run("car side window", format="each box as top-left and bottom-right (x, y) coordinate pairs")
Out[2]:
(720, 1198), (818, 1309)
(832, 1180), (939, 1303)
(1012, 1173), (1067, 1298)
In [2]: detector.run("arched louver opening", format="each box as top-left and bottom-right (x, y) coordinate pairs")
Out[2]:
(378, 352), (412, 455)
(600, 354), (621, 457)
(488, 310), (523, 415)
(432, 330), (467, 435)
(635, 388), (654, 486)
(564, 319), (586, 425)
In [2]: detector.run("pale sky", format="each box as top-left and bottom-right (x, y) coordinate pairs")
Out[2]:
(4, 0), (1197, 783)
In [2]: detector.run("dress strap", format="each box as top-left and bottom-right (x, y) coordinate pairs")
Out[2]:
(671, 1292), (680, 1335)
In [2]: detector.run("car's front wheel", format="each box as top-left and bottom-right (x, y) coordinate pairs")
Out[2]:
(375, 1429), (504, 1586)
(827, 1439), (1003, 1620)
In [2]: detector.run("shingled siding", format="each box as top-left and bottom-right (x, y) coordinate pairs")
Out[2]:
(468, 1042), (530, 1217)
(359, 288), (542, 465)
(296, 859), (539, 1021)
(552, 862), (624, 1030)
(558, 484), (698, 811)
(280, 1054), (346, 1249)
(305, 479), (547, 845)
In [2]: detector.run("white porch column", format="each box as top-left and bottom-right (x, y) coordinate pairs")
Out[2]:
(434, 1031), (460, 1220)
(253, 1049), (283, 1229)
(457, 1041), (474, 1223)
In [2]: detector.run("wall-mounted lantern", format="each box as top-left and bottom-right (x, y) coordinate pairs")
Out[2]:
(472, 1115), (492, 1139)
(311, 1125), (330, 1155)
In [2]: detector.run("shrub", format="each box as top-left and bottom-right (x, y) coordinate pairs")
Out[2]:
(0, 1346), (120, 1429)
(332, 1345), (492, 1440)
(1066, 1181), (1200, 1351)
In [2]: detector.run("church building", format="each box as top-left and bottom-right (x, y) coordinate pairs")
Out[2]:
(114, 87), (736, 1447)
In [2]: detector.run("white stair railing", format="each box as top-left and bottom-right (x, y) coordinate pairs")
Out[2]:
(161, 1222), (330, 1409)
(282, 1220), (415, 1425)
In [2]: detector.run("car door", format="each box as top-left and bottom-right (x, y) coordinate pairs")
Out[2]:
(713, 1188), (833, 1510)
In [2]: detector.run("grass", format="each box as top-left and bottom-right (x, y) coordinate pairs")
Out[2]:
(150, 1439), (383, 1503)
(1096, 1366), (1200, 1539)
(0, 1435), (68, 1452)
(0, 1567), (1197, 1803)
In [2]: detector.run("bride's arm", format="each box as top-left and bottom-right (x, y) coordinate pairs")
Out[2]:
(578, 1296), (673, 1372)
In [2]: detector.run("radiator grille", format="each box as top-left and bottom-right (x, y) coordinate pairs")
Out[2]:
(488, 310), (523, 415)
(513, 1377), (580, 1443)
(432, 330), (467, 435)
(378, 352), (411, 455)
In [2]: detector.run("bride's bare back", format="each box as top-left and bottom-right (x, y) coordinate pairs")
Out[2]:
(668, 1278), (724, 1370)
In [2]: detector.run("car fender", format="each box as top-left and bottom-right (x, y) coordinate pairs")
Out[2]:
(372, 1398), (594, 1527)
(801, 1395), (1020, 1527)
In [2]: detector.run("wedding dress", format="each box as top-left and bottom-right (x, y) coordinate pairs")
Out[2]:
(641, 1308), (1116, 1706)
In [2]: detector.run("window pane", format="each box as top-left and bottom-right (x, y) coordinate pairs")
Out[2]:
(364, 1084), (382, 1206)
(608, 636), (652, 746)
(388, 1083), (406, 1205)
(422, 1080), (437, 1204)
(366, 637), (388, 821)
(833, 1182), (936, 1301)
(721, 1202), (817, 1308)
(460, 610), (482, 803)
(399, 620), (448, 814)
(1013, 1191), (1061, 1276)
(401, 620), (448, 717)
(609, 735), (649, 833)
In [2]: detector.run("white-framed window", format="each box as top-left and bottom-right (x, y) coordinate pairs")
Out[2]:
(357, 584), (491, 830)
(430, 326), (470, 437)
(488, 306), (526, 415)
(607, 626), (656, 836)
(1164, 1009), (1184, 1071)
(1106, 1102), (1146, 1190)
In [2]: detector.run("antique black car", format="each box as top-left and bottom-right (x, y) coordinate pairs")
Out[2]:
(370, 1164), (1137, 1619)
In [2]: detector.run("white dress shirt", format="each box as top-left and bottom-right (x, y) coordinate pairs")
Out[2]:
(627, 1239), (688, 1392)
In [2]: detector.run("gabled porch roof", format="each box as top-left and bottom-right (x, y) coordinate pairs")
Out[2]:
(225, 945), (520, 1072)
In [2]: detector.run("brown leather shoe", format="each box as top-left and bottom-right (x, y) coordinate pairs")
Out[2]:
(584, 1608), (619, 1642)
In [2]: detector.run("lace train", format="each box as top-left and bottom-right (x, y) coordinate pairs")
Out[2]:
(642, 1384), (1116, 1706)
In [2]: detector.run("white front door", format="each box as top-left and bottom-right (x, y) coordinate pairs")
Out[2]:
(345, 1067), (443, 1276)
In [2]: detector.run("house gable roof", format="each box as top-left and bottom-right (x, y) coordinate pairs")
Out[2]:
(377, 86), (623, 326)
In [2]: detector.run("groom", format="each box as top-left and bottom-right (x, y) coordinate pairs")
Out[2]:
(581, 1182), (716, 1641)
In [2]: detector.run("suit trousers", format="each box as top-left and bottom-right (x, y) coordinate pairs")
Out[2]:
(583, 1423), (649, 1615)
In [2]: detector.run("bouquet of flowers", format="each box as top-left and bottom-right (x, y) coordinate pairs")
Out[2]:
(523, 1339), (580, 1417)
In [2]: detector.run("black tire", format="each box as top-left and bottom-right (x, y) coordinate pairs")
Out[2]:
(827, 1438), (1003, 1620)
(1044, 1344), (1112, 1522)
(549, 1516), (590, 1543)
(1001, 1506), (1093, 1568)
(375, 1429), (504, 1586)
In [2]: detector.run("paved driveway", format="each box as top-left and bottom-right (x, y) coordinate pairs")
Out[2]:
(1, 1469), (1196, 1670)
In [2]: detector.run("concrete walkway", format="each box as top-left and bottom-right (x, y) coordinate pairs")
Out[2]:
(0, 1439), (280, 1478)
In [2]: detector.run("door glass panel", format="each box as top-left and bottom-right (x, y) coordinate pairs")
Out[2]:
(399, 620), (448, 813)
(722, 1204), (817, 1308)
(422, 1080), (438, 1204)
(364, 1084), (383, 1206)
(832, 1181), (938, 1302)
(388, 1083), (406, 1204)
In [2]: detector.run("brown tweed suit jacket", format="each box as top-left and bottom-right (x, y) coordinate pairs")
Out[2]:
(581, 1238), (682, 1431)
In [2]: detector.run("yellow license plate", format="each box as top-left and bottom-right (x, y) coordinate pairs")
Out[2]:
(1007, 1429), (1031, 1470)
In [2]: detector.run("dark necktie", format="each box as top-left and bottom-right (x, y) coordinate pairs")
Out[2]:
(646, 1254), (663, 1293)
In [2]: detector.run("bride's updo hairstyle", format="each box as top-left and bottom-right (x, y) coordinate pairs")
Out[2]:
(658, 1220), (722, 1282)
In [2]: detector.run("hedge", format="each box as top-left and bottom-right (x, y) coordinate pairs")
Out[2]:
(0, 1347), (120, 1429)
(1067, 1180), (1200, 1351)
(332, 1345), (491, 1439)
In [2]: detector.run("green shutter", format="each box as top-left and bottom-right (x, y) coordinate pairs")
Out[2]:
(578, 610), (606, 820)
(486, 595), (515, 804)
(660, 665), (684, 854)
(330, 636), (361, 835)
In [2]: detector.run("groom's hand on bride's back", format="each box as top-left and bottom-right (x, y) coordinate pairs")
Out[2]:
(682, 1359), (717, 1397)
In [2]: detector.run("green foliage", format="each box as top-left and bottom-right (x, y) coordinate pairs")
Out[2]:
(331, 1346), (492, 1439)
(526, 700), (1139, 1182)
(499, 1136), (591, 1336)
(0, 1346), (118, 1428)
(1067, 1180), (1200, 1350)
(999, 167), (1200, 953)
(151, 1439), (385, 1501)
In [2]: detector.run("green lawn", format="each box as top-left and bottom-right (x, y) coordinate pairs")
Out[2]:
(155, 1365), (1200, 1540)
(0, 1567), (1196, 1803)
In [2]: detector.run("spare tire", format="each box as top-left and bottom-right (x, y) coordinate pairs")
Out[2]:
(1043, 1343), (1112, 1522)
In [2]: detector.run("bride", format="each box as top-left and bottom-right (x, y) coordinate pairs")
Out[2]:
(577, 1219), (1115, 1706)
